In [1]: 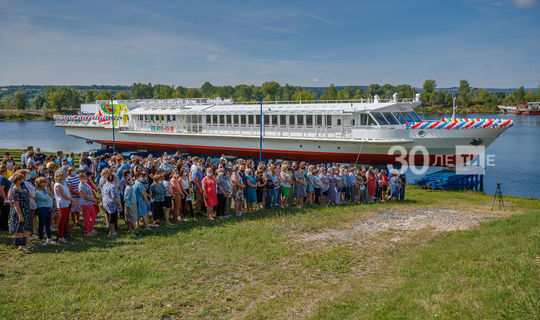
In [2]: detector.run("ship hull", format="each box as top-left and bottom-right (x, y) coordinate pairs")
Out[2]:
(63, 126), (506, 166)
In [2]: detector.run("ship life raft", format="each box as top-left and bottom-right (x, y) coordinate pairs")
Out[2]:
(404, 118), (513, 130)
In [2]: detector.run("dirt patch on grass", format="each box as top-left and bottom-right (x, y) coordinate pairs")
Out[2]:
(299, 208), (500, 243)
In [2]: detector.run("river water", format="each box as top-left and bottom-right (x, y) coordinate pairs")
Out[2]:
(0, 114), (538, 199)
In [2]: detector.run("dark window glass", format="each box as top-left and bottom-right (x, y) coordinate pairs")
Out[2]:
(306, 115), (313, 126)
(326, 115), (332, 126)
(382, 112), (399, 125)
(371, 112), (389, 125)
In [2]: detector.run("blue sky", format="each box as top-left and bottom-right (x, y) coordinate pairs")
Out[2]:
(0, 0), (539, 88)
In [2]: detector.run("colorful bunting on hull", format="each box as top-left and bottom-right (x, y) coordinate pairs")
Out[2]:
(405, 118), (513, 129)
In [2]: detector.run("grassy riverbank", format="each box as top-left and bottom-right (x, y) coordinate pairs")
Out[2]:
(0, 188), (538, 319)
(0, 109), (79, 122)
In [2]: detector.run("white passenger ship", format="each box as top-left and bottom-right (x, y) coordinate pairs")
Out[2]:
(54, 94), (513, 165)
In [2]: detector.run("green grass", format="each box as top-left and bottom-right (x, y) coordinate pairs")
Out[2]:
(0, 187), (538, 319)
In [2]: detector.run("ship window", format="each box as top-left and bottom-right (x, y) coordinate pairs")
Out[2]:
(271, 115), (277, 126)
(297, 115), (304, 126)
(226, 115), (231, 124)
(264, 115), (270, 125)
(337, 118), (342, 126)
(219, 115), (224, 124)
(240, 115), (246, 125)
(172, 115), (176, 121)
(393, 112), (408, 123)
(280, 115), (286, 126)
(289, 115), (295, 126)
(206, 115), (211, 124)
(233, 115), (239, 124)
(316, 115), (322, 126)
(382, 112), (399, 125)
(306, 115), (313, 126)
(256, 115), (260, 125)
(371, 112), (389, 125)
(352, 119), (356, 126)
(409, 111), (422, 122)
(326, 115), (332, 126)
(213, 115), (218, 124)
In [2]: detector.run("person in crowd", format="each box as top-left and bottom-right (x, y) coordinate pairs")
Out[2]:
(380, 169), (388, 202)
(162, 173), (174, 225)
(312, 168), (322, 205)
(9, 173), (31, 251)
(150, 174), (165, 226)
(123, 176), (139, 235)
(255, 169), (266, 210)
(191, 160), (205, 216)
(399, 170), (407, 201)
(389, 170), (401, 201)
(357, 168), (367, 203)
(201, 167), (218, 220)
(366, 167), (377, 203)
(231, 165), (245, 216)
(279, 164), (291, 207)
(170, 168), (183, 223)
(224, 169), (234, 216)
(244, 168), (257, 212)
(327, 167), (338, 205)
(0, 165), (12, 230)
(102, 174), (122, 235)
(179, 168), (194, 220)
(293, 165), (307, 207)
(318, 167), (328, 205)
(54, 169), (72, 243)
(66, 167), (82, 227)
(216, 168), (228, 218)
(348, 168), (358, 203)
(78, 172), (98, 236)
(133, 172), (151, 230)
(264, 165), (276, 210)
(306, 166), (315, 205)
(34, 177), (54, 245)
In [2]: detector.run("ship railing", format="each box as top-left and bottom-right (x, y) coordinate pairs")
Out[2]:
(54, 119), (120, 128)
(236, 98), (416, 105)
(123, 121), (354, 139)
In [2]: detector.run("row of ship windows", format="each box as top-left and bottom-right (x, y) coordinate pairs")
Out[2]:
(133, 111), (422, 126)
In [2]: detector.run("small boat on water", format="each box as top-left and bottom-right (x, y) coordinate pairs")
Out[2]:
(498, 102), (540, 115)
(54, 94), (513, 166)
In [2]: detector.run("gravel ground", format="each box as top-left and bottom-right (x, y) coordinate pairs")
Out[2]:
(301, 208), (500, 243)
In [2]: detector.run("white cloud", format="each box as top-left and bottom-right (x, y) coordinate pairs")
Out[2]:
(510, 0), (539, 7)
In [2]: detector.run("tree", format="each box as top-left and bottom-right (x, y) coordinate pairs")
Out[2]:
(153, 85), (173, 99)
(95, 90), (113, 101)
(173, 86), (187, 98)
(115, 91), (129, 100)
(186, 88), (201, 98)
(478, 89), (491, 105)
(337, 86), (354, 99)
(423, 79), (436, 94)
(292, 89), (317, 101)
(46, 86), (81, 111)
(513, 86), (526, 103)
(85, 90), (97, 102)
(437, 90), (447, 105)
(200, 82), (216, 97)
(458, 80), (470, 106)
(234, 84), (253, 102)
(261, 81), (280, 101)
(320, 84), (338, 100)
(216, 86), (235, 98)
(366, 83), (381, 97)
(32, 95), (48, 109)
(13, 91), (28, 110)
(131, 83), (154, 99)
(395, 84), (414, 99)
(353, 88), (364, 99)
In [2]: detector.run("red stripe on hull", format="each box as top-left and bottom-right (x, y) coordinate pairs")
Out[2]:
(94, 140), (464, 166)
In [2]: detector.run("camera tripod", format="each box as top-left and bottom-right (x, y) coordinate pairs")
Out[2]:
(491, 183), (504, 210)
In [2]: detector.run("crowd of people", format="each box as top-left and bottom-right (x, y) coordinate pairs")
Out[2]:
(0, 146), (407, 252)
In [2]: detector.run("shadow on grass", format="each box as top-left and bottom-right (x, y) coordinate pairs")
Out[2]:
(0, 199), (421, 254)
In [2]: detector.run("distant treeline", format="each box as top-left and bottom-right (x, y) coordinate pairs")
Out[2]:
(0, 80), (539, 111)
